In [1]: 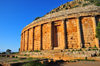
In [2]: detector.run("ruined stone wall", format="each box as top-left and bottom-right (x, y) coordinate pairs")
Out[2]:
(20, 13), (100, 52)
(24, 31), (28, 51)
(53, 21), (65, 49)
(22, 33), (25, 51)
(67, 18), (78, 49)
(20, 34), (23, 52)
(81, 17), (96, 47)
(34, 26), (41, 50)
(28, 28), (34, 51)
(42, 23), (52, 50)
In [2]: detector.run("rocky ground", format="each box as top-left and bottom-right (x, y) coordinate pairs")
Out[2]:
(20, 48), (100, 61)
(1, 48), (100, 66)
(0, 57), (100, 66)
(60, 61), (100, 66)
(0, 57), (41, 66)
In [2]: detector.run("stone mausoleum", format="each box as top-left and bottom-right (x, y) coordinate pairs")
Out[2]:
(20, 5), (100, 52)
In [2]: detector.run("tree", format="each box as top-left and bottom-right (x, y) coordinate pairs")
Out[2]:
(96, 22), (100, 40)
(34, 17), (41, 21)
(19, 48), (20, 52)
(2, 52), (6, 54)
(6, 49), (11, 54)
(85, 0), (100, 6)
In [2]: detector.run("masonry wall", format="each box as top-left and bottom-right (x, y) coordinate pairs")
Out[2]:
(66, 18), (78, 49)
(81, 17), (95, 47)
(34, 26), (41, 50)
(28, 28), (34, 51)
(42, 23), (52, 50)
(53, 20), (66, 49)
(24, 30), (28, 51)
(20, 16), (100, 52)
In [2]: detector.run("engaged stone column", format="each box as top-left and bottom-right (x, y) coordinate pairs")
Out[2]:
(50, 22), (53, 50)
(34, 26), (41, 50)
(20, 34), (23, 52)
(22, 33), (24, 52)
(28, 28), (34, 51)
(92, 16), (100, 48)
(62, 19), (67, 49)
(40, 25), (42, 50)
(23, 32), (25, 51)
(32, 28), (34, 51)
(41, 22), (53, 50)
(25, 30), (29, 51)
(77, 17), (82, 48)
(21, 33), (23, 51)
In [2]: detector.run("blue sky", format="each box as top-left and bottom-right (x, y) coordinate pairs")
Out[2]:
(0, 0), (72, 52)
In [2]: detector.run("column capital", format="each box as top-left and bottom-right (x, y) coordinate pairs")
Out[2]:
(76, 16), (81, 19)
(48, 21), (53, 24)
(92, 16), (100, 48)
(77, 18), (83, 48)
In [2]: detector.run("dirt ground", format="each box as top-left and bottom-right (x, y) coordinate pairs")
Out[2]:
(60, 61), (100, 66)
(0, 57), (100, 66)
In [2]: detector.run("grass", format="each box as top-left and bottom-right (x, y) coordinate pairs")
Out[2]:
(11, 60), (19, 62)
(34, 50), (41, 52)
(83, 3), (89, 6)
(96, 3), (100, 6)
(68, 60), (76, 62)
(76, 57), (95, 61)
(26, 57), (34, 61)
(22, 57), (41, 62)
(76, 59), (95, 61)
(69, 57), (95, 62)
(24, 54), (27, 56)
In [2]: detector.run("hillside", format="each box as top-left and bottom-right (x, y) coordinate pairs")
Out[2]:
(33, 0), (100, 21)
(47, 0), (100, 14)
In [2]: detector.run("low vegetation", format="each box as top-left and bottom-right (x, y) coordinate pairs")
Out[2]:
(34, 50), (41, 52)
(96, 22), (100, 40)
(47, 0), (100, 14)
(85, 0), (100, 6)
(34, 17), (41, 21)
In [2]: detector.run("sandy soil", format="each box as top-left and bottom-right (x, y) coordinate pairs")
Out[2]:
(1, 57), (100, 66)
(0, 57), (18, 62)
(60, 61), (100, 66)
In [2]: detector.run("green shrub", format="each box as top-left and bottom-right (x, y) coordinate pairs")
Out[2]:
(72, 5), (79, 8)
(34, 50), (40, 52)
(94, 45), (97, 48)
(96, 22), (100, 40)
(69, 60), (76, 62)
(34, 17), (41, 21)
(83, 3), (89, 6)
(63, 5), (66, 8)
(24, 54), (27, 56)
(26, 57), (33, 61)
(85, 0), (100, 6)
(12, 60), (19, 62)
(78, 49), (82, 51)
(76, 58), (95, 61)
(96, 2), (100, 6)
(85, 57), (87, 60)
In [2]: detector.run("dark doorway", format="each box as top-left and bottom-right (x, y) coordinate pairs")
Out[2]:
(53, 26), (58, 47)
